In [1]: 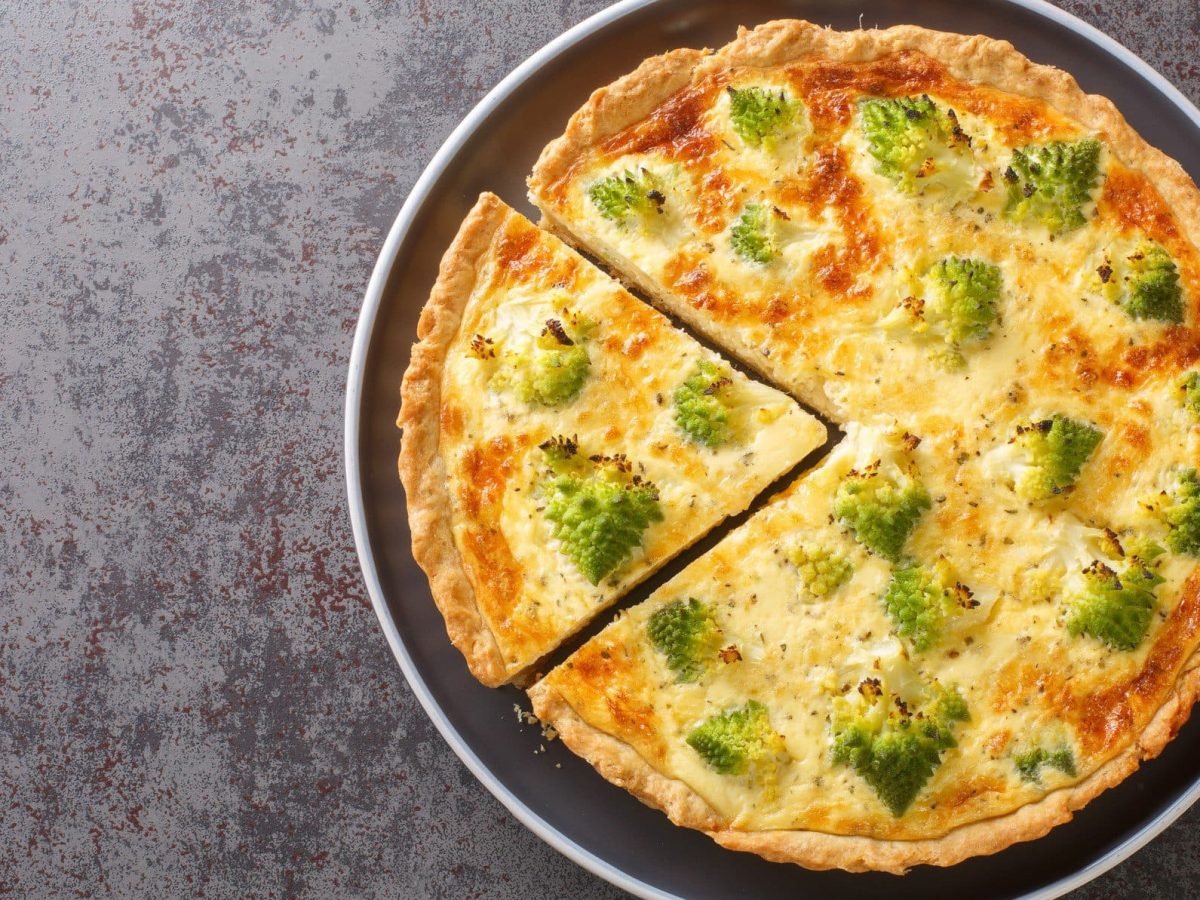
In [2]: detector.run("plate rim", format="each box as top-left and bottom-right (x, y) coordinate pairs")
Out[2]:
(344, 2), (1200, 897)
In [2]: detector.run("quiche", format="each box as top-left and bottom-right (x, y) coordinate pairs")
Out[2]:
(399, 193), (824, 686)
(517, 20), (1200, 872)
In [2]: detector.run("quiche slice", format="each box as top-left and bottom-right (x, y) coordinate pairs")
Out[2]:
(399, 193), (824, 686)
(530, 418), (1200, 872)
(521, 20), (1200, 870)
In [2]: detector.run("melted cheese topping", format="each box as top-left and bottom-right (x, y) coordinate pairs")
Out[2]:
(440, 208), (825, 679)
(533, 50), (1200, 837)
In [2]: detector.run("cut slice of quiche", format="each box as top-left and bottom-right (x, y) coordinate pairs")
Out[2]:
(399, 193), (824, 686)
(521, 19), (1200, 872)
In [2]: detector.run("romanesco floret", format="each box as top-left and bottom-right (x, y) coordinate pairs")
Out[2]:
(1011, 414), (1103, 500)
(834, 465), (932, 562)
(588, 168), (666, 226)
(1163, 468), (1200, 556)
(1183, 372), (1200, 417)
(858, 95), (971, 193)
(923, 256), (1002, 344)
(1101, 241), (1184, 324)
(727, 86), (800, 147)
(882, 561), (978, 652)
(729, 202), (777, 264)
(1014, 745), (1077, 783)
(789, 543), (853, 598)
(538, 436), (663, 585)
(510, 315), (596, 406)
(831, 678), (969, 816)
(673, 359), (738, 448)
(887, 256), (1003, 368)
(1003, 139), (1101, 235)
(647, 597), (722, 683)
(1066, 551), (1164, 651)
(686, 700), (787, 776)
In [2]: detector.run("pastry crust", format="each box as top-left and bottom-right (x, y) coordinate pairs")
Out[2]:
(524, 19), (1200, 872)
(399, 192), (511, 686)
(531, 653), (1200, 874)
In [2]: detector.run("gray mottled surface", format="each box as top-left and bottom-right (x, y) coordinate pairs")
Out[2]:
(1, 1), (1198, 896)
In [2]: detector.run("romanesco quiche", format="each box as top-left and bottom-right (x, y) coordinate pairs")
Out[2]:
(517, 19), (1200, 876)
(402, 17), (1200, 879)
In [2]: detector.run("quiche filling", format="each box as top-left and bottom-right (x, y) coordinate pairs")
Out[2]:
(522, 21), (1200, 858)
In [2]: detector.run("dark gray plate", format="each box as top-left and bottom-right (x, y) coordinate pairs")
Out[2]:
(345, 2), (1200, 896)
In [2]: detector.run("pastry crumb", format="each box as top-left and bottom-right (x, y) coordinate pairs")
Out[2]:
(513, 703), (539, 726)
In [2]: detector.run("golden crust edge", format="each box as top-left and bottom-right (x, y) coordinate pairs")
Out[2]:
(529, 662), (1200, 874)
(528, 18), (1200, 252)
(398, 191), (512, 687)
(527, 45), (710, 204)
(527, 677), (727, 832)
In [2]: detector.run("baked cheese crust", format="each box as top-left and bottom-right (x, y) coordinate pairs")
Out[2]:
(399, 193), (824, 685)
(524, 21), (1200, 871)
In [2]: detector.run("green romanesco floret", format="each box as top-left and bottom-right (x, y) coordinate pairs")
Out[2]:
(727, 86), (800, 147)
(673, 359), (738, 448)
(1011, 414), (1103, 501)
(588, 168), (666, 226)
(834, 464), (932, 562)
(1003, 139), (1101, 235)
(887, 256), (1003, 368)
(831, 678), (969, 816)
(923, 256), (1002, 344)
(925, 344), (967, 370)
(729, 202), (777, 264)
(1163, 468), (1200, 556)
(858, 94), (972, 193)
(507, 315), (596, 406)
(1014, 745), (1077, 783)
(1101, 241), (1184, 324)
(647, 597), (722, 683)
(1066, 548), (1164, 651)
(882, 560), (978, 653)
(686, 700), (787, 776)
(789, 543), (853, 598)
(538, 436), (663, 585)
(1183, 372), (1200, 418)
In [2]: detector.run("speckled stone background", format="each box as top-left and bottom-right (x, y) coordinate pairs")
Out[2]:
(3, 1), (1200, 897)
